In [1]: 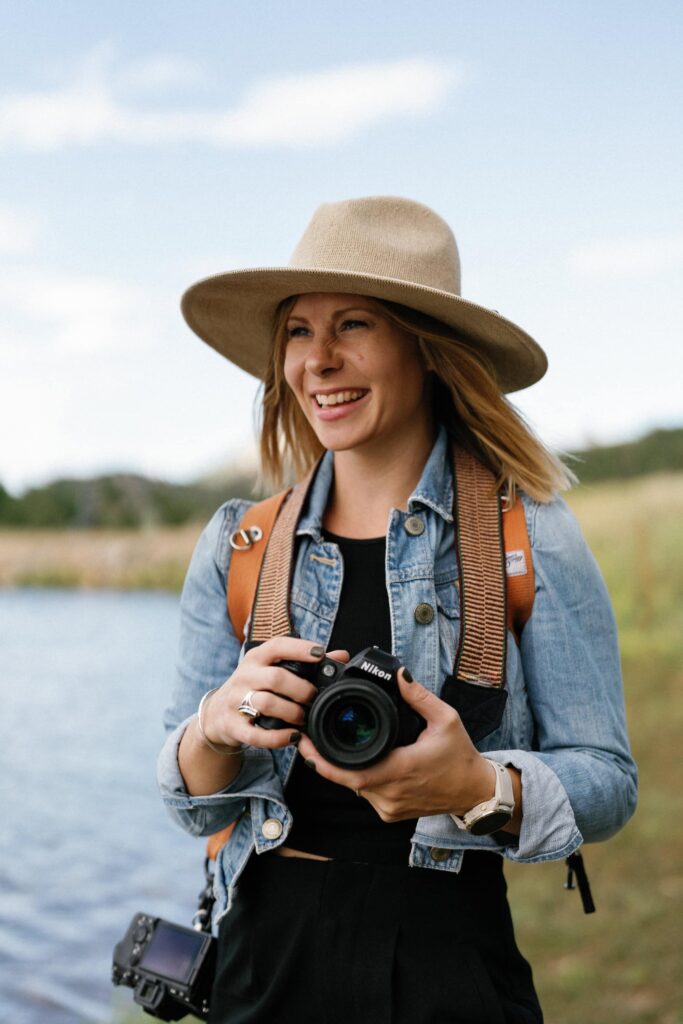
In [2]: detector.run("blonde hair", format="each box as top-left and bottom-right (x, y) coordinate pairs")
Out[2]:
(259, 296), (573, 502)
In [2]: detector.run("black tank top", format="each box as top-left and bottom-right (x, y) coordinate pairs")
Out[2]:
(285, 530), (418, 863)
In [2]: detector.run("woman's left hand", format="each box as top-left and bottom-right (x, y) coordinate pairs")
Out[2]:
(296, 668), (500, 822)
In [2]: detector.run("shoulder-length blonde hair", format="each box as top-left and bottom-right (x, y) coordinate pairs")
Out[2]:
(259, 295), (573, 503)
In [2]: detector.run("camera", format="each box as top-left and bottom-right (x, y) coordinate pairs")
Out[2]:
(256, 645), (424, 768)
(112, 913), (216, 1020)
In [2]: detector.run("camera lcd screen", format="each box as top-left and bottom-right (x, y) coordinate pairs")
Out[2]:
(139, 922), (205, 985)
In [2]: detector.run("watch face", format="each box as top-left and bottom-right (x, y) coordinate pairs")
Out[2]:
(469, 810), (513, 836)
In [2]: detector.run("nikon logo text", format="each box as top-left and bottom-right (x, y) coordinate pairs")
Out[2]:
(361, 661), (392, 681)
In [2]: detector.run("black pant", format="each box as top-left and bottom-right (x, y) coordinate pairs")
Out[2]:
(210, 852), (542, 1024)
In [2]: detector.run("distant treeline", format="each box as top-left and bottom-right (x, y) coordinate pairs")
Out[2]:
(1, 428), (680, 528)
(0, 473), (262, 529)
(568, 427), (683, 484)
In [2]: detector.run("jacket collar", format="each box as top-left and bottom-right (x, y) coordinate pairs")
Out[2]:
(296, 424), (454, 540)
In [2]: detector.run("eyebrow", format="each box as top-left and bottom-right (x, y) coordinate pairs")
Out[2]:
(287, 306), (377, 324)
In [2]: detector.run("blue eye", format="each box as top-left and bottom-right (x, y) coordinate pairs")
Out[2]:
(340, 319), (368, 330)
(286, 325), (309, 338)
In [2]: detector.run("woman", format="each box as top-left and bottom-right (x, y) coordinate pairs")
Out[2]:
(158, 196), (637, 1023)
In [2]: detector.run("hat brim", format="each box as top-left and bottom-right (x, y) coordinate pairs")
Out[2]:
(181, 267), (547, 394)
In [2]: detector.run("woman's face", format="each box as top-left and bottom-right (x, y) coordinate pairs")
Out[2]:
(283, 292), (432, 456)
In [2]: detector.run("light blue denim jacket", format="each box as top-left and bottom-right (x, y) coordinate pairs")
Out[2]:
(158, 427), (637, 922)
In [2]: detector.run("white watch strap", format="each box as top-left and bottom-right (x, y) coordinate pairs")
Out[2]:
(450, 759), (515, 832)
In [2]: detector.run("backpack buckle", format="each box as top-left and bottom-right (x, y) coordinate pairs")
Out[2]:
(229, 526), (263, 551)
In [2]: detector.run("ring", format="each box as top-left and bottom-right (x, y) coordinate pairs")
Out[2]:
(237, 690), (261, 719)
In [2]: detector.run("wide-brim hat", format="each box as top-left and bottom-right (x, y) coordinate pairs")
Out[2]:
(181, 196), (547, 393)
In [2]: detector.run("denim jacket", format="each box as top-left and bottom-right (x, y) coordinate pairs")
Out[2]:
(158, 427), (637, 922)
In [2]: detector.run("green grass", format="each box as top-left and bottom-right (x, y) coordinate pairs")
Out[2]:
(505, 472), (683, 1023)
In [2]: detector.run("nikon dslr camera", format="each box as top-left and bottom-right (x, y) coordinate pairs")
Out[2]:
(256, 644), (423, 768)
(112, 913), (216, 1020)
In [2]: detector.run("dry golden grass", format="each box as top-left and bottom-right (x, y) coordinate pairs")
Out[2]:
(0, 524), (202, 590)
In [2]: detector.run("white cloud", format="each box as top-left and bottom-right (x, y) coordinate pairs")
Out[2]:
(119, 54), (204, 92)
(0, 268), (154, 356)
(569, 233), (683, 278)
(0, 206), (40, 254)
(0, 49), (460, 151)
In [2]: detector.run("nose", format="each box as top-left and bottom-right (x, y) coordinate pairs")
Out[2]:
(304, 331), (343, 377)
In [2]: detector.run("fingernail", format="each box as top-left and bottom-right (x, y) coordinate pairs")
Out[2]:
(402, 667), (414, 683)
(289, 731), (302, 744)
(304, 759), (317, 771)
(309, 645), (325, 658)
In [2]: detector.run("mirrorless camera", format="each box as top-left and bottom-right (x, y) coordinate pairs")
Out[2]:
(112, 912), (216, 1020)
(256, 645), (424, 768)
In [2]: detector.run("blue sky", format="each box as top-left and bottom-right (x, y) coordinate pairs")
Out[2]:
(1, 0), (681, 493)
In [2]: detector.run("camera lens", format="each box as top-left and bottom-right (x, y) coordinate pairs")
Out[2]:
(330, 703), (378, 750)
(308, 680), (399, 768)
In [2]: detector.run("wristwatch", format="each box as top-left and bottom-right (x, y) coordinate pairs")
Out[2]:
(450, 760), (515, 836)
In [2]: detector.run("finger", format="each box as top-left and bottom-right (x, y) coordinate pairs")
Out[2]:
(247, 666), (317, 705)
(327, 649), (350, 664)
(244, 636), (330, 667)
(245, 690), (308, 728)
(296, 735), (366, 791)
(396, 667), (456, 725)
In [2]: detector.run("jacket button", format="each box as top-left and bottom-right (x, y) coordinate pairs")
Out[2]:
(404, 515), (425, 536)
(261, 818), (283, 840)
(430, 847), (450, 862)
(414, 602), (434, 625)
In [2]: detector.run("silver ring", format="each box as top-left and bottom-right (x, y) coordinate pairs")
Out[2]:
(237, 690), (260, 719)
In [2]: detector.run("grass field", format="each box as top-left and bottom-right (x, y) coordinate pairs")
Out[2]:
(505, 473), (683, 1023)
(2, 474), (681, 1023)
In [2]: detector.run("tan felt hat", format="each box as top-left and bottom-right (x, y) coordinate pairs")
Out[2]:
(181, 196), (547, 393)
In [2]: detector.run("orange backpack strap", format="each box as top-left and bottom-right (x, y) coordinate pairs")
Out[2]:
(502, 496), (535, 642)
(226, 490), (290, 644)
(206, 823), (237, 862)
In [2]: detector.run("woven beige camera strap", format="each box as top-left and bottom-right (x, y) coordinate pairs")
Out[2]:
(227, 444), (533, 687)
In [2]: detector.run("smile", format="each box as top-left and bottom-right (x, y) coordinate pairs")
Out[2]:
(314, 389), (368, 407)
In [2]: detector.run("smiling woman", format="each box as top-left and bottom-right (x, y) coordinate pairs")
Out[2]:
(158, 196), (637, 1023)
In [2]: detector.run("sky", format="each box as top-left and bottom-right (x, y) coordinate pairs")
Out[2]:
(1, 0), (681, 495)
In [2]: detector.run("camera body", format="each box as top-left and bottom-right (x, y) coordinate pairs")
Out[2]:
(112, 913), (216, 1020)
(257, 645), (424, 768)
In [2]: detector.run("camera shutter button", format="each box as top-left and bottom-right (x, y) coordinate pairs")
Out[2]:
(404, 516), (425, 536)
(262, 818), (283, 840)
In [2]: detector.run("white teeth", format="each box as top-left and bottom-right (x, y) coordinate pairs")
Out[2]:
(315, 390), (366, 407)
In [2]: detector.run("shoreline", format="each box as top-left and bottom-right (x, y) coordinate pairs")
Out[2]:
(1, 472), (681, 593)
(0, 522), (203, 591)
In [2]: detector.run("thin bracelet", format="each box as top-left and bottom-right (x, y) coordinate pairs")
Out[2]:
(196, 687), (245, 756)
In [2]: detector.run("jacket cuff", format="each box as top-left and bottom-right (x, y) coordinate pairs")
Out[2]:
(156, 717), (278, 837)
(485, 750), (583, 862)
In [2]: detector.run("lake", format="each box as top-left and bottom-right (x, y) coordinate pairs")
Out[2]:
(0, 589), (207, 1024)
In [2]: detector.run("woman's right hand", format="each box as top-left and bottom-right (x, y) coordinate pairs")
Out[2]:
(201, 637), (349, 751)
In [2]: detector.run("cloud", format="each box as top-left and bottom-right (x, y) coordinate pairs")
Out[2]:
(569, 233), (683, 278)
(0, 206), (40, 254)
(0, 268), (154, 357)
(0, 49), (460, 151)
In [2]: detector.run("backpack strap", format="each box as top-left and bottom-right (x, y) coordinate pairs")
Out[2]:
(502, 495), (535, 642)
(227, 462), (535, 648)
(227, 490), (291, 645)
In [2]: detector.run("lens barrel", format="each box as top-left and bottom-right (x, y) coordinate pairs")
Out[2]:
(307, 679), (399, 768)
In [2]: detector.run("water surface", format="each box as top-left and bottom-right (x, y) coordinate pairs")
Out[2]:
(1, 589), (205, 1023)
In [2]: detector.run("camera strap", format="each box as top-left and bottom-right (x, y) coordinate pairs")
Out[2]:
(227, 444), (535, 669)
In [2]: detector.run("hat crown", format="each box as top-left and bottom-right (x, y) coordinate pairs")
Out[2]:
(288, 196), (462, 296)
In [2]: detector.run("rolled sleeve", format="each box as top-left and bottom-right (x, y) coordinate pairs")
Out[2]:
(514, 496), (637, 849)
(156, 499), (284, 837)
